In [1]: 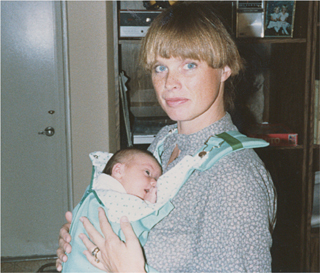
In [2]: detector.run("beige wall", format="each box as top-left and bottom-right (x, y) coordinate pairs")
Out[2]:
(67, 1), (116, 205)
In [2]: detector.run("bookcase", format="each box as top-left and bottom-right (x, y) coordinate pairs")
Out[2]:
(113, 1), (319, 271)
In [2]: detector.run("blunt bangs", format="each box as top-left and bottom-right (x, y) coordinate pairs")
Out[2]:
(140, 3), (242, 76)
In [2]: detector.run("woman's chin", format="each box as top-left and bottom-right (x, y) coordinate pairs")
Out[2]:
(164, 109), (188, 122)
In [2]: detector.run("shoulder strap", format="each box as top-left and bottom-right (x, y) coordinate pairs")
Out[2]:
(153, 129), (268, 172)
(194, 131), (269, 171)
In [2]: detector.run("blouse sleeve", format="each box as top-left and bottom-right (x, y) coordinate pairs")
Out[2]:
(191, 149), (276, 272)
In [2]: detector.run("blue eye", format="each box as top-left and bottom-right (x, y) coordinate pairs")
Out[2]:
(154, 65), (167, 73)
(185, 63), (197, 69)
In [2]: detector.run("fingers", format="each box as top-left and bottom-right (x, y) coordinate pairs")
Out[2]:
(79, 233), (105, 271)
(59, 223), (72, 244)
(80, 216), (105, 248)
(60, 211), (72, 243)
(56, 257), (62, 272)
(83, 249), (106, 271)
(120, 216), (140, 245)
(65, 211), (73, 224)
(97, 207), (117, 241)
(79, 232), (96, 252)
(56, 242), (68, 260)
(96, 208), (139, 246)
(56, 212), (73, 271)
(58, 235), (72, 253)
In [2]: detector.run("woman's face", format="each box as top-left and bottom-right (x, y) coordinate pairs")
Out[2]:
(151, 56), (231, 134)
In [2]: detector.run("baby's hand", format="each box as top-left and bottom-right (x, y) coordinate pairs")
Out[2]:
(144, 186), (157, 204)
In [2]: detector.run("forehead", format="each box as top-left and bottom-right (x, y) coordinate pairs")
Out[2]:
(129, 153), (160, 168)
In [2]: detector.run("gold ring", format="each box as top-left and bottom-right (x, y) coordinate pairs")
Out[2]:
(91, 246), (100, 256)
(91, 246), (100, 263)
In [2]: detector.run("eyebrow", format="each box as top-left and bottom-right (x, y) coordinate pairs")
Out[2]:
(142, 162), (162, 173)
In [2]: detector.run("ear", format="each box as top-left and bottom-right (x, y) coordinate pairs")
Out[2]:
(111, 163), (125, 180)
(221, 66), (232, 82)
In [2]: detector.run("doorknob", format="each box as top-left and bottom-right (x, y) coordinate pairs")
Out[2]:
(38, 126), (55, 137)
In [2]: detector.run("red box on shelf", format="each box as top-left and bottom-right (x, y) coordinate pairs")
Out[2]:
(247, 123), (298, 147)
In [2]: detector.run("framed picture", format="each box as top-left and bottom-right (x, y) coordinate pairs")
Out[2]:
(264, 1), (296, 38)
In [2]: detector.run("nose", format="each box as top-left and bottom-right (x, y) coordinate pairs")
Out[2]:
(165, 70), (181, 91)
(150, 179), (157, 187)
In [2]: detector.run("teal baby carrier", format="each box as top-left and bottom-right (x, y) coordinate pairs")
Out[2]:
(62, 130), (268, 273)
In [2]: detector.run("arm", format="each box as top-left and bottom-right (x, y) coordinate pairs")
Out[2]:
(80, 207), (146, 273)
(56, 211), (73, 271)
(192, 150), (275, 272)
(270, 14), (277, 21)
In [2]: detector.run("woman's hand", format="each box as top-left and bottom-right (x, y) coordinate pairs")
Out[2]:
(56, 211), (73, 271)
(80, 207), (146, 272)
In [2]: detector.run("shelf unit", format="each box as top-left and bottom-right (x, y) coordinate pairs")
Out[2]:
(113, 1), (319, 271)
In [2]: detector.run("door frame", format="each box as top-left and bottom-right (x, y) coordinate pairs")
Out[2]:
(1, 0), (72, 262)
(61, 0), (73, 213)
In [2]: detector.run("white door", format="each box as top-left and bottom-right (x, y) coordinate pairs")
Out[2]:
(1, 1), (71, 258)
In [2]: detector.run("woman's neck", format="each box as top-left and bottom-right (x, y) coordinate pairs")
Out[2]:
(177, 110), (226, 135)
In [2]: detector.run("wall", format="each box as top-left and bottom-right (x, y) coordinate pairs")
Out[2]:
(67, 1), (116, 205)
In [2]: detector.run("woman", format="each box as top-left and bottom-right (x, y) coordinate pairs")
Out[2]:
(279, 5), (290, 35)
(57, 2), (276, 272)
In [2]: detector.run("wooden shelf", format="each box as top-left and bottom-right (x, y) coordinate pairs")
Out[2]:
(118, 38), (307, 45)
(113, 1), (319, 272)
(264, 145), (304, 150)
(236, 38), (307, 44)
(118, 39), (142, 44)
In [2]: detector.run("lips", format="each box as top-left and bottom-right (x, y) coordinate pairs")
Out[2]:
(165, 97), (189, 107)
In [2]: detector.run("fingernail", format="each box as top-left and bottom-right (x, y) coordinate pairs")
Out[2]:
(79, 233), (84, 239)
(121, 216), (129, 222)
(80, 217), (84, 222)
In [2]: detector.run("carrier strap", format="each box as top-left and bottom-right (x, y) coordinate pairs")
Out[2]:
(216, 132), (243, 150)
(194, 131), (269, 172)
(154, 129), (269, 172)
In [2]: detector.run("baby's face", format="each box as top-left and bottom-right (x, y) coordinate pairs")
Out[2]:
(120, 154), (162, 202)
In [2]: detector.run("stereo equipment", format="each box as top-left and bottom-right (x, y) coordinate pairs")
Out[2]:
(236, 1), (265, 38)
(119, 10), (161, 38)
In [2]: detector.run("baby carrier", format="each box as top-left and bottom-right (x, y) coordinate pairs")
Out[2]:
(62, 130), (268, 273)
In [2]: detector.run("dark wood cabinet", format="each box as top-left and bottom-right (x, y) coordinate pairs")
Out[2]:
(113, 1), (319, 271)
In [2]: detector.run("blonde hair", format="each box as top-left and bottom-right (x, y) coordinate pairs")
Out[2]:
(139, 2), (244, 110)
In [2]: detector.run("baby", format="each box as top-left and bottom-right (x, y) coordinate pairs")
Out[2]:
(62, 147), (162, 273)
(98, 147), (162, 203)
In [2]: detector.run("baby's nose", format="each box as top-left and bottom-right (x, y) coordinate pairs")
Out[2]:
(150, 179), (157, 187)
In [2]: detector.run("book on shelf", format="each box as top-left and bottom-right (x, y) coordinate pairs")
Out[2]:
(247, 123), (298, 147)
